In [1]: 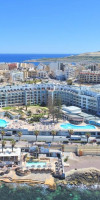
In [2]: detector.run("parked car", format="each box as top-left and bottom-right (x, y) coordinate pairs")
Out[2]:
(6, 131), (12, 136)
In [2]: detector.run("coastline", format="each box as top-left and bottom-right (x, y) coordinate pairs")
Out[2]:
(58, 167), (100, 187)
(1, 167), (100, 190)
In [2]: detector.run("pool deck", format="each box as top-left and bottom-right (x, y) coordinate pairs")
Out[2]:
(0, 156), (58, 184)
(0, 117), (100, 132)
(60, 123), (96, 130)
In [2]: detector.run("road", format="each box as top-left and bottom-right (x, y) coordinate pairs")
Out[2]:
(2, 135), (68, 142)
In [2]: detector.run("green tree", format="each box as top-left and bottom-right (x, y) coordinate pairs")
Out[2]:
(25, 100), (31, 111)
(51, 130), (56, 141)
(18, 131), (22, 141)
(85, 132), (91, 143)
(67, 79), (72, 85)
(47, 96), (55, 122)
(11, 139), (16, 152)
(1, 130), (5, 140)
(2, 140), (6, 153)
(27, 110), (32, 116)
(68, 129), (74, 142)
(34, 130), (39, 142)
(47, 95), (62, 123)
(54, 96), (62, 122)
(34, 79), (37, 84)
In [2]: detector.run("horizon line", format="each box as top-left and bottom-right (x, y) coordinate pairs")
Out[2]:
(0, 53), (79, 54)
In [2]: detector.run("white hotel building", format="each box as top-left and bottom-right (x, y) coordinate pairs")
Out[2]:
(0, 84), (100, 115)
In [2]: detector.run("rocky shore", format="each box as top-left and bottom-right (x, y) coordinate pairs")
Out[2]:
(1, 168), (100, 190)
(58, 168), (100, 186)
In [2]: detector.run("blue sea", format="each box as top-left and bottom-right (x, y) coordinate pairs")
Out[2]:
(0, 184), (100, 200)
(0, 54), (73, 65)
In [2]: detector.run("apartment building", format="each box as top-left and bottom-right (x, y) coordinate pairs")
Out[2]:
(0, 84), (100, 115)
(28, 69), (37, 78)
(49, 62), (75, 80)
(0, 63), (9, 70)
(79, 70), (100, 83)
(64, 66), (75, 80)
(10, 71), (24, 82)
(37, 70), (48, 79)
(8, 63), (17, 70)
(48, 84), (100, 115)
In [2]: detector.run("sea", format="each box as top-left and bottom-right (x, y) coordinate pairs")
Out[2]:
(0, 54), (74, 65)
(0, 184), (100, 200)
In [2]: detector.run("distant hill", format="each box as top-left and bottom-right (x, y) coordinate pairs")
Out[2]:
(25, 51), (100, 63)
(78, 51), (100, 57)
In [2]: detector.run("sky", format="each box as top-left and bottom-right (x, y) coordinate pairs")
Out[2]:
(0, 0), (100, 54)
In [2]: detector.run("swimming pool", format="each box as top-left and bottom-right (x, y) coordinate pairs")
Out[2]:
(60, 123), (96, 130)
(26, 161), (46, 168)
(0, 119), (8, 127)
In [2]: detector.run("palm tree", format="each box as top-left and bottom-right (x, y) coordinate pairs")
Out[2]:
(1, 130), (5, 140)
(18, 131), (22, 141)
(2, 140), (6, 153)
(34, 130), (39, 142)
(85, 132), (91, 143)
(11, 139), (16, 152)
(68, 129), (74, 142)
(51, 130), (56, 141)
(25, 102), (28, 111)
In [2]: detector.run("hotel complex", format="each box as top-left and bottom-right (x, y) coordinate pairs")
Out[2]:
(0, 83), (100, 116)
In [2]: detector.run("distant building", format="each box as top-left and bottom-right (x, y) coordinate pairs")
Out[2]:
(86, 64), (98, 71)
(64, 65), (75, 80)
(37, 70), (48, 79)
(20, 63), (35, 69)
(79, 69), (100, 83)
(10, 71), (24, 82)
(55, 70), (65, 80)
(8, 63), (17, 70)
(23, 70), (28, 80)
(28, 68), (37, 78)
(0, 63), (9, 70)
(49, 62), (75, 80)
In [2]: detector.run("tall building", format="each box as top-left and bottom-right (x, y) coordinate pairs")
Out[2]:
(0, 84), (100, 115)
(49, 62), (75, 80)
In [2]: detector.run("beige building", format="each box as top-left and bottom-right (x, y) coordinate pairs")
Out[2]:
(79, 70), (100, 83)
(0, 63), (9, 70)
(28, 69), (37, 78)
(0, 70), (10, 82)
(21, 63), (35, 69)
(23, 70), (28, 80)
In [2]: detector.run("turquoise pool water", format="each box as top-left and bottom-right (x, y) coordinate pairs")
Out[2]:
(0, 119), (8, 127)
(60, 123), (96, 130)
(26, 162), (46, 168)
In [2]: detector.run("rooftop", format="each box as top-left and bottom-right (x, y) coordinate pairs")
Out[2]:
(62, 105), (81, 114)
(0, 148), (21, 157)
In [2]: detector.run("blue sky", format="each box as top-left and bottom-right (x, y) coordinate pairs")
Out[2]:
(0, 0), (100, 54)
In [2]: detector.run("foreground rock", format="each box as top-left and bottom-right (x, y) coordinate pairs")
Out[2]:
(45, 178), (56, 191)
(65, 168), (100, 186)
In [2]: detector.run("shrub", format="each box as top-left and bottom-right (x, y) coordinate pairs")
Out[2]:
(64, 157), (68, 162)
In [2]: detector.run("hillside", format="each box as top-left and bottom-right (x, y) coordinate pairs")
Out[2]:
(24, 51), (100, 63)
(78, 51), (100, 57)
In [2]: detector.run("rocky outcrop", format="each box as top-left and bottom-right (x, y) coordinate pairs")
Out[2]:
(45, 178), (56, 191)
(65, 168), (100, 186)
